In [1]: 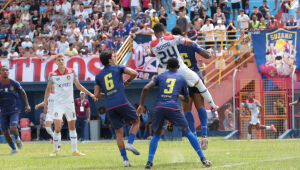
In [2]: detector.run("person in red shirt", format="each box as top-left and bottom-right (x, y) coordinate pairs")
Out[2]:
(75, 91), (91, 141)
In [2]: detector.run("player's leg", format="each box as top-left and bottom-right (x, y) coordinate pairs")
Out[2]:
(193, 93), (209, 150)
(257, 123), (277, 132)
(145, 108), (164, 169)
(50, 118), (62, 156)
(247, 124), (253, 139)
(1, 114), (17, 154)
(182, 97), (197, 136)
(9, 112), (22, 149)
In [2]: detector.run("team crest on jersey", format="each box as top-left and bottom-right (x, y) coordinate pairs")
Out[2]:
(67, 75), (71, 80)
(9, 86), (14, 91)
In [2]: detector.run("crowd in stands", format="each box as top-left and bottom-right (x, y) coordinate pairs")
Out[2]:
(0, 0), (298, 59)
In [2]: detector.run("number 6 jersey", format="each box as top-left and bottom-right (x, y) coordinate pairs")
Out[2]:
(150, 35), (189, 70)
(95, 65), (129, 110)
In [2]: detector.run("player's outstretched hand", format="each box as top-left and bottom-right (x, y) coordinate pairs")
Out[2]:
(25, 105), (31, 113)
(136, 105), (144, 116)
(34, 105), (39, 110)
(90, 94), (98, 101)
(124, 79), (132, 87)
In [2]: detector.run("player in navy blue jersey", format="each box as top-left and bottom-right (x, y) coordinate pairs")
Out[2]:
(171, 27), (212, 150)
(94, 51), (140, 167)
(137, 58), (213, 169)
(0, 65), (31, 154)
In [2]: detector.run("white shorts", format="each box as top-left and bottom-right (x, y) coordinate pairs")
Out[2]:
(178, 67), (200, 87)
(249, 116), (260, 125)
(53, 103), (76, 121)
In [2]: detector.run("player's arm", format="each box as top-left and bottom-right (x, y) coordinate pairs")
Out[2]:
(137, 80), (156, 116)
(74, 79), (97, 101)
(43, 81), (53, 114)
(289, 99), (300, 106)
(87, 106), (91, 123)
(193, 42), (212, 59)
(20, 89), (31, 113)
(145, 46), (155, 57)
(35, 101), (45, 110)
(123, 67), (138, 86)
(94, 85), (105, 99)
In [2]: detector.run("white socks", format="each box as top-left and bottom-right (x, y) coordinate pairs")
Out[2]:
(195, 80), (216, 107)
(69, 130), (77, 152)
(45, 127), (54, 138)
(53, 132), (61, 151)
(266, 126), (270, 130)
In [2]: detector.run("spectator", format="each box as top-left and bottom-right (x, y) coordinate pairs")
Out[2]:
(21, 8), (31, 25)
(56, 36), (69, 54)
(250, 15), (260, 31)
(259, 0), (270, 19)
(21, 35), (33, 49)
(214, 20), (226, 44)
(215, 45), (226, 70)
(0, 45), (8, 58)
(176, 11), (188, 34)
(207, 0), (217, 18)
(213, 7), (226, 25)
(150, 11), (159, 28)
(273, 99), (286, 138)
(259, 17), (268, 29)
(226, 20), (237, 42)
(201, 9), (210, 25)
(285, 15), (298, 30)
(188, 0), (198, 21)
(244, 0), (250, 16)
(193, 12), (203, 32)
(221, 0), (232, 26)
(296, 0), (300, 25)
(140, 106), (152, 139)
(186, 23), (198, 41)
(7, 48), (19, 60)
(124, 14), (134, 36)
(75, 91), (91, 141)
(224, 103), (234, 130)
(65, 43), (79, 57)
(158, 7), (169, 28)
(104, 4), (113, 23)
(250, 6), (263, 21)
(280, 0), (290, 24)
(36, 44), (45, 57)
(231, 0), (241, 21)
(131, 0), (140, 18)
(113, 35), (123, 52)
(200, 19), (215, 49)
(237, 9), (250, 31)
(83, 23), (96, 40)
(96, 107), (111, 139)
(268, 16), (278, 30)
(134, 23), (153, 35)
(145, 3), (156, 16)
(121, 0), (131, 18)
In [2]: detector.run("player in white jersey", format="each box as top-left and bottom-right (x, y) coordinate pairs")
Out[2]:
(146, 23), (218, 110)
(44, 54), (97, 156)
(35, 89), (61, 149)
(245, 92), (277, 140)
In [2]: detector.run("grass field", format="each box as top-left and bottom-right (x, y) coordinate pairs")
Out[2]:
(1, 137), (300, 170)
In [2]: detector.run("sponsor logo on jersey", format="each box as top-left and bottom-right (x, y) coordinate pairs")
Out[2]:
(56, 78), (60, 81)
(9, 86), (14, 91)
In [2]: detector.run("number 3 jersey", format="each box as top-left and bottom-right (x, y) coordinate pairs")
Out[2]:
(95, 65), (128, 110)
(150, 35), (188, 70)
(154, 70), (189, 109)
(48, 67), (76, 105)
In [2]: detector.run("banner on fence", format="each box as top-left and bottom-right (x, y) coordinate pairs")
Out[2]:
(0, 55), (103, 82)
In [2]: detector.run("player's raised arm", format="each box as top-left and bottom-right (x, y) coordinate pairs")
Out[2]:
(124, 67), (138, 86)
(74, 79), (97, 101)
(137, 81), (156, 116)
(20, 87), (31, 113)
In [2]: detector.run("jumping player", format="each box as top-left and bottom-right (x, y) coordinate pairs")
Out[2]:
(35, 88), (61, 149)
(245, 92), (277, 139)
(94, 51), (140, 167)
(137, 58), (212, 169)
(146, 23), (218, 111)
(44, 54), (96, 156)
(171, 27), (211, 150)
(0, 65), (31, 154)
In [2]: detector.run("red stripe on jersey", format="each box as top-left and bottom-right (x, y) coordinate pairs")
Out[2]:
(150, 38), (160, 48)
(154, 106), (181, 110)
(0, 79), (10, 85)
(51, 67), (74, 76)
(106, 102), (129, 111)
(163, 35), (175, 40)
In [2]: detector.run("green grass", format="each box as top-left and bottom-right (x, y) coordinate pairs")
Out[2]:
(1, 137), (300, 170)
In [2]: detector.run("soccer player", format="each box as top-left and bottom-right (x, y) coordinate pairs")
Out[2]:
(0, 65), (31, 154)
(35, 88), (61, 149)
(146, 23), (218, 111)
(94, 51), (140, 167)
(137, 58), (212, 169)
(44, 54), (96, 156)
(245, 92), (277, 139)
(171, 27), (211, 150)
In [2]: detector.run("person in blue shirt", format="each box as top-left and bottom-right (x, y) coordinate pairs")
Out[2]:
(0, 65), (31, 154)
(171, 27), (212, 150)
(94, 51), (140, 167)
(221, 0), (231, 26)
(137, 58), (212, 169)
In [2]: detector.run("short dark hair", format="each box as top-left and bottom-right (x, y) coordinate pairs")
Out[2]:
(153, 23), (165, 34)
(167, 58), (179, 69)
(171, 27), (183, 36)
(100, 51), (112, 66)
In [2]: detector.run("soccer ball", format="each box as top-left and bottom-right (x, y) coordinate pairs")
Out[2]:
(172, 0), (186, 11)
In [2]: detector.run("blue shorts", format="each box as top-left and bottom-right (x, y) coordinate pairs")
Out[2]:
(152, 107), (188, 133)
(107, 103), (138, 130)
(0, 112), (19, 130)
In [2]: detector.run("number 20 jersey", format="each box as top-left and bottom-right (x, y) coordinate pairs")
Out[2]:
(95, 65), (128, 110)
(150, 35), (189, 70)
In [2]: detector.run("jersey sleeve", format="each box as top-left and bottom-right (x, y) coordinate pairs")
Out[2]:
(95, 75), (102, 87)
(15, 81), (24, 93)
(119, 65), (126, 74)
(73, 71), (78, 80)
(174, 35), (186, 45)
(256, 101), (262, 107)
(48, 74), (54, 83)
(192, 42), (203, 54)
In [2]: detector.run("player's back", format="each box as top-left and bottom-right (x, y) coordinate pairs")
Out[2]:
(177, 43), (202, 72)
(154, 70), (188, 109)
(150, 35), (188, 69)
(0, 79), (22, 113)
(95, 65), (128, 110)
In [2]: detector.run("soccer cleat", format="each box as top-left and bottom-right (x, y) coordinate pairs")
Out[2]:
(72, 151), (86, 156)
(49, 151), (59, 157)
(145, 161), (153, 169)
(125, 143), (140, 155)
(123, 160), (132, 167)
(201, 158), (213, 167)
(211, 105), (219, 112)
(51, 139), (54, 144)
(10, 149), (18, 155)
(201, 137), (208, 150)
(270, 125), (277, 132)
(15, 139), (23, 149)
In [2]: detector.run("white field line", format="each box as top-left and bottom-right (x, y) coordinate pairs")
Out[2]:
(210, 156), (300, 169)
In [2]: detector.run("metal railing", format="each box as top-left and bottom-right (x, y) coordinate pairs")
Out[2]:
(116, 35), (132, 65)
(0, 0), (12, 14)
